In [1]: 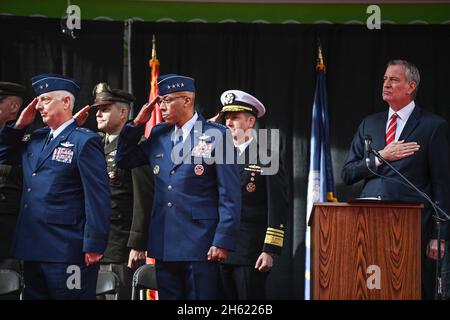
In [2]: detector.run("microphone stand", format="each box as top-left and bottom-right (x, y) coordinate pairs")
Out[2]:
(370, 148), (450, 300)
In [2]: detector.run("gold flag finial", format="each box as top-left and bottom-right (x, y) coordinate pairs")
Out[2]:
(316, 42), (326, 71)
(152, 34), (157, 60)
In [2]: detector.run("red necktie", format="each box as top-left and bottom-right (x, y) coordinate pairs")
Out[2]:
(386, 113), (398, 145)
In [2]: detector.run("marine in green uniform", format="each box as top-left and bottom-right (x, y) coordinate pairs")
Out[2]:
(90, 83), (154, 299)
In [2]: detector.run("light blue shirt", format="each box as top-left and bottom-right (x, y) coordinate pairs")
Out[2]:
(51, 118), (75, 138)
(173, 112), (198, 143)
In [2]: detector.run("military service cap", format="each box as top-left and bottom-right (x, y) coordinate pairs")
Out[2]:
(31, 73), (80, 97)
(91, 82), (135, 107)
(220, 89), (265, 118)
(157, 74), (195, 96)
(0, 82), (26, 98)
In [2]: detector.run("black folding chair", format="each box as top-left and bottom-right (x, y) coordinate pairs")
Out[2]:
(96, 270), (120, 300)
(131, 264), (157, 300)
(0, 269), (23, 300)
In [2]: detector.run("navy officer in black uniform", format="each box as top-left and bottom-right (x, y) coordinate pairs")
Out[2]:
(215, 89), (288, 300)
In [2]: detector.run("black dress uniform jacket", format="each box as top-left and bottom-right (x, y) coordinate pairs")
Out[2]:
(101, 134), (154, 263)
(223, 139), (288, 265)
(0, 164), (22, 258)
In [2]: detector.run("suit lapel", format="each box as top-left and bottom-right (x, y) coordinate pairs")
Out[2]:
(34, 121), (77, 171)
(399, 106), (421, 142)
(371, 111), (388, 150)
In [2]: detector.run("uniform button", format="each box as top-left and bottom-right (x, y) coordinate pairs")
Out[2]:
(167, 202), (173, 208)
(170, 170), (175, 175)
(24, 204), (28, 209)
(27, 188), (31, 192)
(168, 185), (172, 191)
(32, 173), (37, 176)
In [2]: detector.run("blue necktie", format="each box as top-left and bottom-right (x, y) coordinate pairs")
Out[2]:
(43, 132), (53, 150)
(172, 128), (183, 148)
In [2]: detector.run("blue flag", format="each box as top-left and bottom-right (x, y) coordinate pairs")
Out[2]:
(305, 48), (337, 300)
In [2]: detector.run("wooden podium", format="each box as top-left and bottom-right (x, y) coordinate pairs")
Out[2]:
(309, 201), (423, 300)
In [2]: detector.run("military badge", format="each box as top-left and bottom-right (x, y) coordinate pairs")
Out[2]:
(192, 135), (212, 158)
(108, 170), (117, 180)
(153, 165), (160, 175)
(244, 164), (263, 174)
(51, 147), (74, 164)
(21, 134), (31, 142)
(194, 164), (204, 176)
(223, 92), (236, 105)
(246, 182), (256, 192)
(60, 141), (75, 148)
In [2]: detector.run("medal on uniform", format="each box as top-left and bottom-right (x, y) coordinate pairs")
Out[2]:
(153, 165), (160, 175)
(194, 164), (204, 176)
(244, 164), (263, 174)
(51, 146), (74, 164)
(108, 170), (117, 180)
(246, 182), (256, 192)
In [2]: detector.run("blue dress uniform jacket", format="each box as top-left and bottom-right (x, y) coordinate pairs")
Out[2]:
(0, 121), (111, 263)
(116, 114), (241, 261)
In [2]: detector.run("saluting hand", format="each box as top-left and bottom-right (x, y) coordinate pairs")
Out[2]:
(132, 96), (160, 127)
(208, 112), (222, 123)
(85, 252), (103, 266)
(14, 98), (38, 129)
(73, 105), (91, 126)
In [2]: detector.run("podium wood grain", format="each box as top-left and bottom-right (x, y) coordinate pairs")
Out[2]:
(311, 202), (422, 300)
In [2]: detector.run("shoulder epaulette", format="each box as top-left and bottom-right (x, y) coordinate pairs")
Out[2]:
(75, 127), (93, 133)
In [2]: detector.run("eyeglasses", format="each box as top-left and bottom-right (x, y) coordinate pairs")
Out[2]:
(159, 96), (187, 105)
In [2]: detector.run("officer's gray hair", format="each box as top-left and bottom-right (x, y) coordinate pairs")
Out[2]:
(387, 59), (420, 99)
(52, 90), (75, 110)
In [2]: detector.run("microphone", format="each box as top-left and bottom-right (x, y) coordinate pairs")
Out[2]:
(364, 135), (372, 168)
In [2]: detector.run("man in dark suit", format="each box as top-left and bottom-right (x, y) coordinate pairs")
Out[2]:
(342, 60), (450, 299)
(216, 89), (288, 300)
(84, 83), (153, 299)
(116, 74), (241, 300)
(0, 82), (26, 274)
(0, 74), (111, 299)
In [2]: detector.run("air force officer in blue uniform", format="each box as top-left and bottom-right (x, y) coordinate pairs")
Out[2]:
(116, 74), (241, 299)
(0, 74), (111, 299)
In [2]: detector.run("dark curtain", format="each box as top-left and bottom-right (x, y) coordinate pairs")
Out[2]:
(130, 22), (450, 299)
(0, 16), (124, 130)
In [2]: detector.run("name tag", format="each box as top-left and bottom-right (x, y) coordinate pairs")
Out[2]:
(51, 147), (74, 164)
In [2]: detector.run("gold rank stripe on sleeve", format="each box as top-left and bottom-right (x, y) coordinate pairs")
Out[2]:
(266, 227), (284, 236)
(264, 228), (285, 247)
(264, 234), (283, 247)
